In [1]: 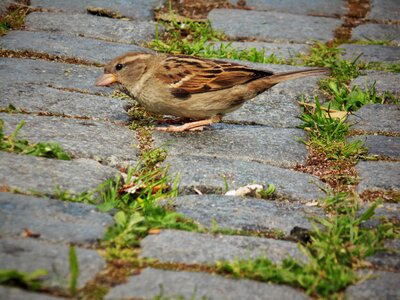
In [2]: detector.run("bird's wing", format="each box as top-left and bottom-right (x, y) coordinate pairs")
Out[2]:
(155, 55), (273, 98)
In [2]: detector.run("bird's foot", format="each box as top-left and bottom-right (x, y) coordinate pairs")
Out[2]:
(156, 115), (221, 132)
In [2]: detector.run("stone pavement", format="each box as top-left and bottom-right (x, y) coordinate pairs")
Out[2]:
(0, 0), (399, 299)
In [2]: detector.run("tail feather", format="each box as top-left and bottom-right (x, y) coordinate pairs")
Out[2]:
(267, 67), (330, 84)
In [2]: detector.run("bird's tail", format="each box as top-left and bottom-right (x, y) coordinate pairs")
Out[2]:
(266, 67), (330, 84)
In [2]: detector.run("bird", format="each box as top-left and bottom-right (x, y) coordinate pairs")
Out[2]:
(96, 52), (330, 132)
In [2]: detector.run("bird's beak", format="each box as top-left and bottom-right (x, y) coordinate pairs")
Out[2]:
(95, 73), (117, 86)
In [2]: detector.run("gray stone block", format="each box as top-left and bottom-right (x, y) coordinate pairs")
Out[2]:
(352, 24), (400, 46)
(368, 0), (400, 22)
(25, 12), (159, 44)
(105, 268), (310, 300)
(208, 9), (341, 43)
(0, 30), (151, 65)
(223, 92), (303, 128)
(356, 161), (400, 193)
(0, 1), (13, 15)
(30, 0), (163, 20)
(208, 41), (309, 60)
(0, 286), (64, 300)
(0, 113), (138, 165)
(165, 155), (326, 202)
(348, 135), (400, 159)
(339, 44), (400, 63)
(0, 152), (118, 195)
(140, 230), (308, 264)
(0, 192), (113, 244)
(155, 124), (308, 168)
(348, 104), (400, 133)
(0, 83), (130, 122)
(366, 239), (400, 271)
(163, 194), (323, 234)
(0, 58), (110, 95)
(345, 270), (400, 300)
(350, 72), (400, 97)
(0, 238), (105, 291)
(229, 0), (345, 17)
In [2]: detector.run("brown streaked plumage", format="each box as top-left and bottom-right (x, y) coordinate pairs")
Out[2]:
(96, 52), (330, 132)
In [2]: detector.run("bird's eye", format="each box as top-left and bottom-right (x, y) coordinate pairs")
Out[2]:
(115, 63), (124, 71)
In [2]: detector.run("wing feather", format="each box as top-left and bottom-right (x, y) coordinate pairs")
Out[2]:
(155, 55), (273, 95)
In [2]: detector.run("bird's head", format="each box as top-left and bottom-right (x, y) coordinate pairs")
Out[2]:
(95, 52), (153, 88)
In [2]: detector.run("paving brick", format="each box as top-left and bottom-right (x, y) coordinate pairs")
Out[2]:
(164, 155), (326, 202)
(140, 230), (308, 264)
(0, 192), (113, 244)
(105, 268), (310, 300)
(0, 238), (106, 291)
(1, 30), (151, 65)
(0, 113), (138, 166)
(26, 12), (160, 44)
(209, 9), (341, 43)
(31, 0), (163, 20)
(163, 194), (323, 234)
(0, 152), (118, 195)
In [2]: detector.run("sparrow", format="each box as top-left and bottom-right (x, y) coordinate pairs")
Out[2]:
(96, 52), (330, 132)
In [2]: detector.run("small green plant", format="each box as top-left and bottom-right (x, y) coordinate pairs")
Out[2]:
(259, 183), (276, 198)
(0, 269), (47, 290)
(69, 245), (79, 296)
(216, 194), (395, 298)
(0, 119), (71, 160)
(149, 16), (283, 64)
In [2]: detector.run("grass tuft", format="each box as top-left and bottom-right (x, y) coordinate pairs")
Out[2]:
(0, 119), (71, 160)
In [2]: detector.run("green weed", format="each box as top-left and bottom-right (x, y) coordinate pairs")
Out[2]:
(69, 245), (79, 296)
(216, 194), (395, 298)
(0, 269), (47, 290)
(149, 16), (282, 64)
(0, 4), (29, 36)
(0, 119), (71, 160)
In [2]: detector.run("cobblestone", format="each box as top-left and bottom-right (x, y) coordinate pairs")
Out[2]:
(1, 30), (151, 65)
(351, 24), (400, 46)
(356, 161), (400, 193)
(209, 9), (341, 43)
(26, 12), (160, 44)
(340, 44), (400, 63)
(140, 230), (308, 264)
(163, 195), (323, 234)
(0, 192), (113, 244)
(105, 268), (310, 300)
(0, 238), (106, 291)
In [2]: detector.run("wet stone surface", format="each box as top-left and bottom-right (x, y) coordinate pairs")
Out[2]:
(105, 268), (310, 300)
(165, 155), (326, 202)
(162, 194), (323, 234)
(1, 30), (151, 65)
(140, 230), (308, 265)
(209, 9), (341, 43)
(0, 192), (114, 244)
(0, 238), (106, 291)
(0, 152), (118, 195)
(26, 12), (160, 45)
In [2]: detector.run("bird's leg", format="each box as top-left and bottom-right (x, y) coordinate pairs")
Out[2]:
(156, 115), (222, 132)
